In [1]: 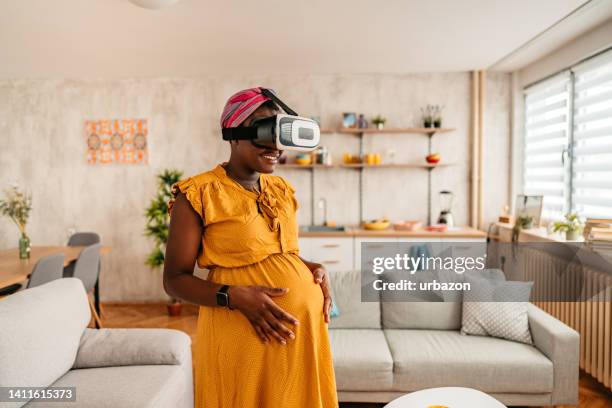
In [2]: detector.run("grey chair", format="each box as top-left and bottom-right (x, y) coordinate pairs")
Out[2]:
(65, 232), (102, 317)
(72, 243), (103, 328)
(26, 253), (65, 288)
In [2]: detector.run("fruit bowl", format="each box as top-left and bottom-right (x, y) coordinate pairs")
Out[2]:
(363, 219), (391, 230)
(426, 153), (441, 164)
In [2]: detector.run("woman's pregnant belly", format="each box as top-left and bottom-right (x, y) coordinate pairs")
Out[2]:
(206, 252), (324, 321)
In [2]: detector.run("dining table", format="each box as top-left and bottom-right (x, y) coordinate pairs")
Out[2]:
(0, 245), (112, 288)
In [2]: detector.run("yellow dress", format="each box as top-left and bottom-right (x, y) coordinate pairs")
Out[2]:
(169, 163), (339, 408)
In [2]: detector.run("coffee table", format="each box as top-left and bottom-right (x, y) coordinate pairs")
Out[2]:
(384, 387), (507, 408)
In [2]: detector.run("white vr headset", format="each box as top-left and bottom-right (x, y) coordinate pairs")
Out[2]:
(222, 88), (321, 152)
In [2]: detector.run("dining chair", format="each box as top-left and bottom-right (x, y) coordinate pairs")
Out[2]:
(26, 253), (65, 288)
(65, 232), (102, 317)
(72, 243), (103, 328)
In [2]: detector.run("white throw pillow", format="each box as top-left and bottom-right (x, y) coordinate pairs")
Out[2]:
(461, 275), (534, 345)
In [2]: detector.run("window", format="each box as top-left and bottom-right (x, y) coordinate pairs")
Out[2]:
(523, 49), (612, 220)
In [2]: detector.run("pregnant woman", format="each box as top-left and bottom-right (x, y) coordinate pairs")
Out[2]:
(163, 87), (339, 408)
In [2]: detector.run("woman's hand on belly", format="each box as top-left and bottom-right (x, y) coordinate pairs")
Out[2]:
(228, 285), (300, 345)
(298, 258), (334, 323)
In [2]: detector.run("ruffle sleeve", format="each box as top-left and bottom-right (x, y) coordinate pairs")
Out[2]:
(168, 177), (204, 221)
(279, 176), (299, 211)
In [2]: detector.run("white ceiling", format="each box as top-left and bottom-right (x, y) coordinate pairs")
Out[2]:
(0, 0), (609, 78)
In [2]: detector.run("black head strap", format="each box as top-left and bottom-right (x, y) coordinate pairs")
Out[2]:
(260, 88), (299, 116)
(222, 127), (256, 141)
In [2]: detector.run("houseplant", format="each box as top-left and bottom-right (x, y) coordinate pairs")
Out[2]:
(371, 115), (386, 130)
(0, 184), (33, 259)
(552, 212), (583, 241)
(421, 104), (444, 128)
(145, 169), (183, 315)
(512, 214), (534, 242)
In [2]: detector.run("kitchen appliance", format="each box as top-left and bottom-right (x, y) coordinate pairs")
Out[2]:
(437, 190), (455, 227)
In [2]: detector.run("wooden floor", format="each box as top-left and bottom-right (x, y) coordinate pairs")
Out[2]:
(98, 303), (612, 408)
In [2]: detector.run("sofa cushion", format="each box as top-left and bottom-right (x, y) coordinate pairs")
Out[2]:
(26, 365), (192, 408)
(382, 302), (462, 330)
(329, 329), (393, 391)
(0, 278), (90, 400)
(73, 328), (191, 369)
(381, 269), (507, 330)
(384, 329), (553, 393)
(329, 270), (380, 329)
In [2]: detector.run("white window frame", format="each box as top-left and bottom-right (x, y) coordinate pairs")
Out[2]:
(522, 48), (612, 222)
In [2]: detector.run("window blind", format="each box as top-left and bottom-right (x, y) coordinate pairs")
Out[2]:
(523, 72), (571, 220)
(572, 51), (612, 218)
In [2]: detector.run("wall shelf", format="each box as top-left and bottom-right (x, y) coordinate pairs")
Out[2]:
(339, 163), (452, 169)
(336, 127), (455, 135)
(281, 125), (456, 224)
(277, 163), (334, 169)
(277, 163), (454, 170)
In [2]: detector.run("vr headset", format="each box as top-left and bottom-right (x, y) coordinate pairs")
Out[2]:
(221, 88), (320, 152)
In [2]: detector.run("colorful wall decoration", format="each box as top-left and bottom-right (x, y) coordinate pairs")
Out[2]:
(85, 119), (148, 164)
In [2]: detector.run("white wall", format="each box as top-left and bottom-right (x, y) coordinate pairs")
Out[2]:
(0, 73), (511, 301)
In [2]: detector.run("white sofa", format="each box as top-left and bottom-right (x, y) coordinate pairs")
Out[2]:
(0, 278), (193, 408)
(328, 269), (580, 406)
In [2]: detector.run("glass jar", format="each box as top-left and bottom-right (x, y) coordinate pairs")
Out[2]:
(19, 232), (31, 259)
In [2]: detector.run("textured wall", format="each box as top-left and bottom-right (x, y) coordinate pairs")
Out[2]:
(0, 73), (510, 301)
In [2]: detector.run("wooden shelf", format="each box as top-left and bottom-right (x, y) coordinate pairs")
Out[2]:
(340, 163), (453, 169)
(276, 163), (453, 170)
(335, 127), (455, 135)
(276, 163), (333, 169)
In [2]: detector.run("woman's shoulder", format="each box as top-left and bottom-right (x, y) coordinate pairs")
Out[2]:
(168, 167), (221, 217)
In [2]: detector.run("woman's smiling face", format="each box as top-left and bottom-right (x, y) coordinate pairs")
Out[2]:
(231, 103), (283, 174)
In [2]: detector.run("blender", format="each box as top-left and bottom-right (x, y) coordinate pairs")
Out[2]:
(437, 190), (455, 227)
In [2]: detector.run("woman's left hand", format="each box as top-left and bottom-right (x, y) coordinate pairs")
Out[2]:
(310, 263), (333, 323)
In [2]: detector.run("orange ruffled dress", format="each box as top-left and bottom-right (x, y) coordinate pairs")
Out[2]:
(169, 163), (338, 408)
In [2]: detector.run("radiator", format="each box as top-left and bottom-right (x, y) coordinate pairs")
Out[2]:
(520, 246), (612, 391)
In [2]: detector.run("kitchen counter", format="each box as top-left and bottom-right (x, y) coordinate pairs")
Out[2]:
(298, 226), (486, 238)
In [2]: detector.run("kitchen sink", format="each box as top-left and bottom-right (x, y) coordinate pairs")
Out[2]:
(300, 225), (347, 232)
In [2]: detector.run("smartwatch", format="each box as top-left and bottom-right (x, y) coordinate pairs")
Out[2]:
(216, 285), (233, 309)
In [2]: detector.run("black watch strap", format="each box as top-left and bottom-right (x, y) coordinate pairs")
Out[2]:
(216, 284), (233, 309)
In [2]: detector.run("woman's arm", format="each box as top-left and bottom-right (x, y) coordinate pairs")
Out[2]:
(163, 192), (299, 344)
(163, 191), (222, 307)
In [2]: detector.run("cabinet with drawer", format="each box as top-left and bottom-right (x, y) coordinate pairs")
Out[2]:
(354, 237), (397, 273)
(299, 235), (487, 273)
(299, 237), (354, 272)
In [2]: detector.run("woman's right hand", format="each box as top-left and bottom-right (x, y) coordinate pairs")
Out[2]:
(227, 285), (299, 345)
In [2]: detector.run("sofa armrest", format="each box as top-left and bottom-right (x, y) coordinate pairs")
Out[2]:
(527, 303), (579, 405)
(73, 328), (191, 369)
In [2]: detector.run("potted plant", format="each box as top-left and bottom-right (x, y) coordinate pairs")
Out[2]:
(371, 115), (386, 130)
(421, 104), (444, 128)
(512, 214), (534, 242)
(145, 169), (183, 316)
(0, 183), (33, 259)
(552, 212), (583, 241)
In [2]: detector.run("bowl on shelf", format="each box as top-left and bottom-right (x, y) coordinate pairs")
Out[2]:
(393, 220), (422, 231)
(362, 218), (391, 230)
(295, 154), (312, 166)
(425, 224), (448, 232)
(426, 153), (441, 164)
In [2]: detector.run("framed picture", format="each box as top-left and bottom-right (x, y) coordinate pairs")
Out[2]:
(342, 112), (357, 128)
(514, 194), (543, 227)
